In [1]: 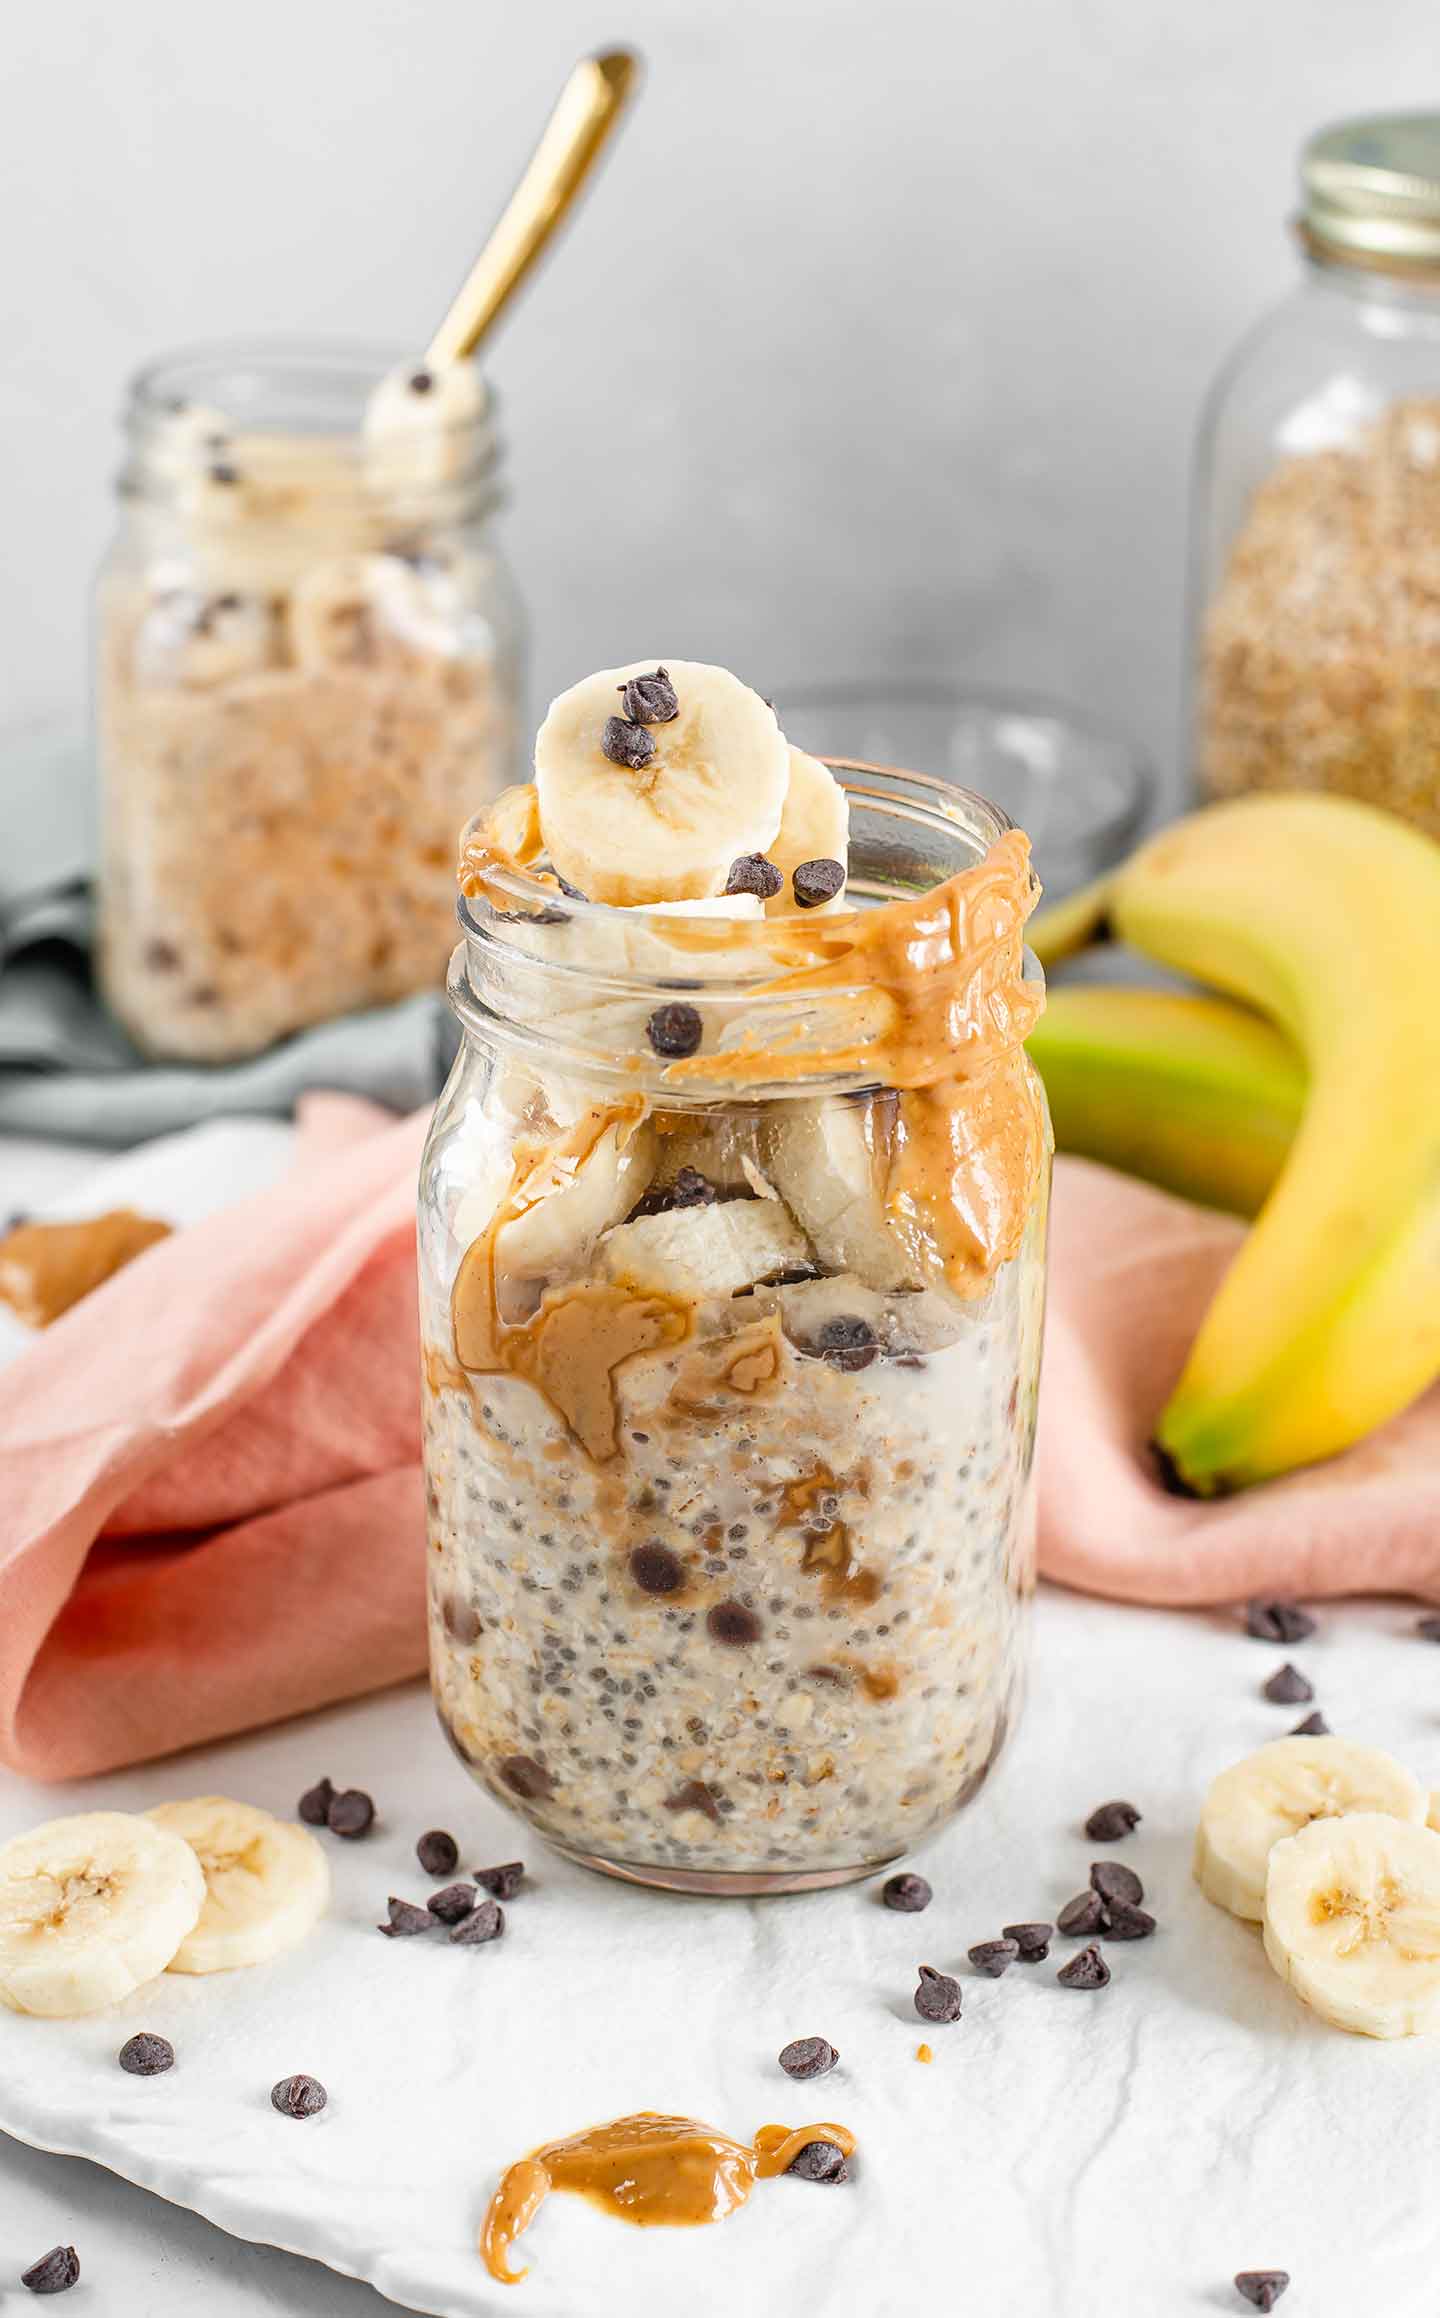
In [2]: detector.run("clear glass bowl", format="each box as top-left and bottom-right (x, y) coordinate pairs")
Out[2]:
(776, 683), (1151, 896)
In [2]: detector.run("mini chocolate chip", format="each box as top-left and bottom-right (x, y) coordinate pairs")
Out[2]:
(1291, 1710), (1330, 1736)
(1057, 1889), (1107, 1937)
(408, 368), (434, 393)
(601, 714), (656, 770)
(451, 1898), (504, 1945)
(1002, 1921), (1053, 1961)
(792, 857), (845, 909)
(1263, 1662), (1313, 1705)
(617, 666), (680, 724)
(474, 1861), (525, 1900)
(208, 461), (239, 486)
(326, 1788), (375, 1838)
(813, 1314), (878, 1373)
(968, 1937), (1020, 1977)
(427, 1882), (477, 1924)
(416, 1829), (459, 1877)
(1417, 1613), (1440, 1643)
(118, 2032), (174, 2076)
(443, 1594), (482, 1645)
(913, 1964), (962, 2023)
(671, 1165), (716, 1207)
(20, 2246), (79, 2295)
(1234, 2273), (1290, 2312)
(707, 1600), (762, 1646)
(554, 873), (589, 902)
(500, 1754), (554, 1801)
(724, 852), (783, 900)
(143, 938), (181, 973)
(1245, 1599), (1316, 1644)
(630, 1543), (685, 1594)
(882, 1872), (932, 1913)
(271, 2073), (327, 2118)
(297, 1777), (334, 1826)
(1102, 1901), (1156, 1941)
(1084, 1799), (1142, 1842)
(785, 2139), (850, 2183)
(1089, 1861), (1143, 1908)
(645, 1001), (703, 1058)
(380, 1897), (434, 1938)
(778, 2035), (839, 2079)
(213, 592), (241, 613)
(665, 1780), (723, 1822)
(1057, 1944), (1111, 1990)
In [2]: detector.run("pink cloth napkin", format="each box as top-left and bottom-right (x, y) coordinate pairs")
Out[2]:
(3, 1118), (1438, 1784)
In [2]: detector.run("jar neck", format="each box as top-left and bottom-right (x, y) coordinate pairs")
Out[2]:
(1299, 240), (1440, 315)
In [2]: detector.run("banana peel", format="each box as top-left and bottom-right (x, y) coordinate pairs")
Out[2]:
(1046, 794), (1440, 1495)
(1028, 987), (1303, 1220)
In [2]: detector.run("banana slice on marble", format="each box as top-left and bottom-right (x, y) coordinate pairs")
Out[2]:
(146, 1798), (330, 1974)
(598, 1197), (810, 1300)
(1195, 1737), (1426, 1923)
(534, 661), (789, 905)
(1263, 1811), (1440, 2037)
(767, 747), (851, 916)
(0, 1812), (206, 2018)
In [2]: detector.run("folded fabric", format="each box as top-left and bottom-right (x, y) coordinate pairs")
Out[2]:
(0, 875), (458, 1145)
(3, 1128), (1439, 1784)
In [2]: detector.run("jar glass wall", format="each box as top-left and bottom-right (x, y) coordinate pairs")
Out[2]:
(95, 340), (524, 1060)
(419, 766), (1050, 1895)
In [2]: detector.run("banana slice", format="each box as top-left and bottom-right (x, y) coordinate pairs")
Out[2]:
(767, 747), (851, 916)
(534, 660), (789, 905)
(286, 553), (460, 669)
(1264, 1812), (1440, 2037)
(778, 1272), (965, 1357)
(146, 1798), (330, 1974)
(495, 1107), (657, 1312)
(0, 1812), (205, 2018)
(1195, 1738), (1426, 1922)
(761, 1095), (915, 1292)
(598, 1198), (810, 1300)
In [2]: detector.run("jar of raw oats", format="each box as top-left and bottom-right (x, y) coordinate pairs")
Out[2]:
(1190, 114), (1440, 836)
(95, 340), (523, 1060)
(420, 707), (1050, 1896)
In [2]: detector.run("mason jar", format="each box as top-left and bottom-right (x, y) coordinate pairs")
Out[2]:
(95, 340), (524, 1061)
(1190, 113), (1440, 837)
(419, 765), (1050, 1895)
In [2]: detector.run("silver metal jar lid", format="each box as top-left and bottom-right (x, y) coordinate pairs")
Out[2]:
(1302, 113), (1440, 269)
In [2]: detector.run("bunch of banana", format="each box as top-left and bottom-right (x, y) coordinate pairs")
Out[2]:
(1026, 793), (1440, 1494)
(1197, 1734), (1440, 2039)
(0, 1798), (329, 2017)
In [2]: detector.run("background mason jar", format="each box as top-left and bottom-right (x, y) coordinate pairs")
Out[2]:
(94, 339), (525, 1062)
(418, 765), (1050, 1894)
(1189, 113), (1440, 838)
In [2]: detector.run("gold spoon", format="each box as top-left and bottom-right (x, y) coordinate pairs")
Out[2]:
(424, 48), (642, 367)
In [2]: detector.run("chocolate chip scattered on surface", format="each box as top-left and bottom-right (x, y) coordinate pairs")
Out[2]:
(118, 2032), (174, 2077)
(1234, 2272), (1290, 2312)
(1057, 1944), (1111, 1990)
(1290, 1709), (1330, 1736)
(778, 2036), (839, 2080)
(785, 2139), (850, 2184)
(968, 1938), (1020, 1977)
(451, 1898), (505, 1945)
(271, 2073), (327, 2118)
(416, 1829), (459, 1878)
(1057, 1889), (1107, 1938)
(20, 2246), (80, 2296)
(913, 1964), (963, 2023)
(427, 1882), (478, 1924)
(1262, 1663), (1313, 1705)
(326, 1788), (375, 1839)
(297, 1777), (334, 1827)
(792, 856), (846, 909)
(1003, 1921), (1053, 1961)
(1084, 1799), (1142, 1842)
(1416, 1614), (1440, 1643)
(645, 1001), (703, 1059)
(474, 1861), (526, 1900)
(882, 1872), (932, 1913)
(601, 714), (656, 770)
(380, 1897), (434, 1938)
(1245, 1599), (1316, 1644)
(1102, 1902), (1157, 1941)
(1089, 1861), (1143, 1908)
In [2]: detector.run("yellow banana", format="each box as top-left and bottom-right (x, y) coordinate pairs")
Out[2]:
(1027, 987), (1302, 1219)
(1103, 794), (1440, 1493)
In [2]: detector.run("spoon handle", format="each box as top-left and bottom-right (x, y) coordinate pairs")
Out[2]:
(425, 48), (641, 366)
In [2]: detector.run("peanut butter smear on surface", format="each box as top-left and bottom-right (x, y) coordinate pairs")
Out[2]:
(0, 1210), (172, 1328)
(479, 2111), (858, 2285)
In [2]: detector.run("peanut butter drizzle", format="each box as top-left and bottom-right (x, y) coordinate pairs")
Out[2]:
(459, 792), (1047, 1298)
(0, 1210), (172, 1328)
(451, 1098), (690, 1460)
(479, 2111), (858, 2285)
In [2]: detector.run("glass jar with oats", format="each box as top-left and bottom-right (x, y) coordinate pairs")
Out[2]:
(419, 659), (1051, 1895)
(95, 340), (523, 1060)
(1192, 114), (1440, 836)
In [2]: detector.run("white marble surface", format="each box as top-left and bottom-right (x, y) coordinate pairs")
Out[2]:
(4, 1126), (1440, 2315)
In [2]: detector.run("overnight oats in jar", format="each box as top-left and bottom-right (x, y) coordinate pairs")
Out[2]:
(419, 660), (1051, 1893)
(96, 341), (523, 1061)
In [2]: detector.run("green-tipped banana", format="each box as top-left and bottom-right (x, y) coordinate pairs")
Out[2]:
(1028, 987), (1303, 1219)
(1027, 873), (1114, 971)
(1105, 794), (1440, 1494)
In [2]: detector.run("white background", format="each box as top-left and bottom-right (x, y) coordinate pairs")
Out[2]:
(4, 0), (1436, 788)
